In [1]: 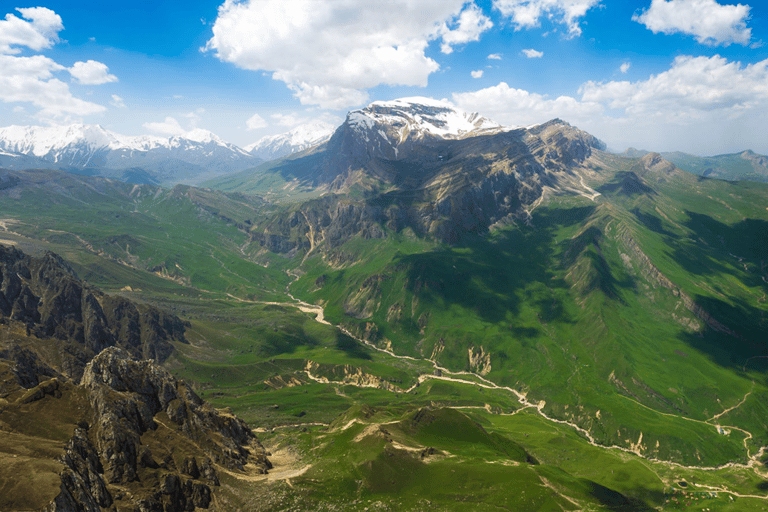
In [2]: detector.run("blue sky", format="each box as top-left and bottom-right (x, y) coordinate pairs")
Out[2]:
(1, 0), (766, 154)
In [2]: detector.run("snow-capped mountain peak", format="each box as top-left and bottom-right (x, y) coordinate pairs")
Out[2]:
(245, 121), (336, 161)
(347, 97), (500, 142)
(178, 128), (220, 144)
(336, 97), (502, 162)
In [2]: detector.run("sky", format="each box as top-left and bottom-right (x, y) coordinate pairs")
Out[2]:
(0, 0), (766, 155)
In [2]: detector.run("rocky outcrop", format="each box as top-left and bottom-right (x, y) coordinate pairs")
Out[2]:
(640, 152), (678, 177)
(468, 346), (492, 376)
(0, 244), (188, 380)
(82, 347), (271, 484)
(44, 427), (112, 512)
(17, 347), (272, 512)
(305, 360), (404, 393)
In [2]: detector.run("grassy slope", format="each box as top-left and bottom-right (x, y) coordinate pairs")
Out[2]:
(202, 152), (326, 202)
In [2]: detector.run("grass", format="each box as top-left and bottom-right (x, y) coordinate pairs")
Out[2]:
(0, 372), (88, 511)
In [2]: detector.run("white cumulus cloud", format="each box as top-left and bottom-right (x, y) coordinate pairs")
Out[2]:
(633, 0), (752, 46)
(69, 60), (118, 85)
(453, 54), (768, 153)
(620, 62), (631, 73)
(439, 3), (493, 54)
(110, 94), (126, 108)
(268, 111), (343, 131)
(0, 7), (62, 54)
(0, 54), (105, 118)
(453, 82), (602, 127)
(0, 7), (110, 119)
(206, 0), (490, 109)
(471, 69), (484, 78)
(246, 113), (268, 130)
(522, 48), (544, 58)
(493, 0), (600, 37)
(488, 53), (503, 60)
(143, 116), (186, 136)
(580, 55), (768, 116)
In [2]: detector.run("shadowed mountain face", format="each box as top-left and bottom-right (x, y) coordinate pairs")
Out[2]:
(0, 244), (188, 381)
(266, 100), (605, 195)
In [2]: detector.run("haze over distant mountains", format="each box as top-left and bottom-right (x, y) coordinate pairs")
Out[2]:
(1, 98), (766, 189)
(624, 147), (768, 183)
(0, 124), (260, 186)
(0, 122), (336, 186)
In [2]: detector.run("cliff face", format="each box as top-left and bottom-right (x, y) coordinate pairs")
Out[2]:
(82, 348), (271, 483)
(0, 244), (188, 381)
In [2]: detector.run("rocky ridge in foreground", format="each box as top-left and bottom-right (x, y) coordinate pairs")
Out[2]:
(0, 245), (271, 511)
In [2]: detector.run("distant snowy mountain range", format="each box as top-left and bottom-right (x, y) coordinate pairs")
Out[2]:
(0, 98), (505, 186)
(0, 124), (261, 185)
(0, 122), (338, 185)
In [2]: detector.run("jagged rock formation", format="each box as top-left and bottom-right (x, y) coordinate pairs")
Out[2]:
(1, 347), (270, 512)
(0, 244), (188, 381)
(83, 347), (270, 482)
(0, 245), (261, 510)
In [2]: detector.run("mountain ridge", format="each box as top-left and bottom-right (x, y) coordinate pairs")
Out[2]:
(0, 124), (262, 186)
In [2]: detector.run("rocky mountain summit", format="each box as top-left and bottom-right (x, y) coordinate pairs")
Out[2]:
(316, 97), (504, 189)
(251, 105), (606, 250)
